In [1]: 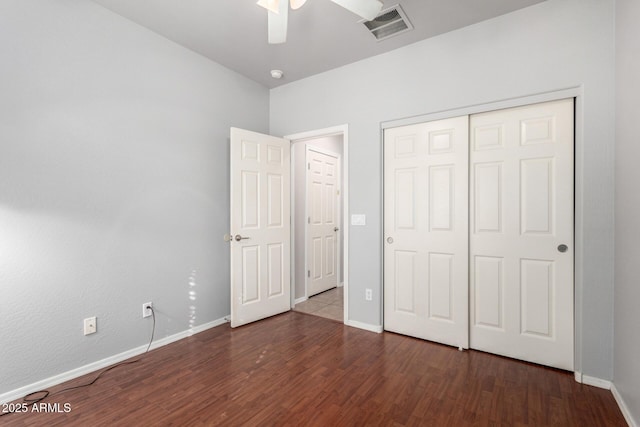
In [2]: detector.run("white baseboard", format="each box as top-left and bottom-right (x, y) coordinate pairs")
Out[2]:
(338, 282), (344, 288)
(611, 383), (638, 427)
(584, 375), (612, 390)
(345, 319), (383, 333)
(576, 372), (637, 426)
(294, 296), (308, 305)
(583, 375), (612, 390)
(0, 316), (229, 405)
(574, 371), (612, 389)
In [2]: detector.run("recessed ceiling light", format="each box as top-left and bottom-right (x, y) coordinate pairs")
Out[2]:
(270, 69), (284, 79)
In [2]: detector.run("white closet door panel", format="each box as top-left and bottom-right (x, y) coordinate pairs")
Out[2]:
(469, 99), (574, 370)
(384, 116), (469, 349)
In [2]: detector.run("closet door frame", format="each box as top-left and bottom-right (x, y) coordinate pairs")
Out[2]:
(380, 87), (585, 376)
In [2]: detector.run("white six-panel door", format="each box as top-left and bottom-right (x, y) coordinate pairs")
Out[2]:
(383, 116), (470, 349)
(230, 128), (291, 328)
(383, 99), (574, 370)
(307, 147), (340, 297)
(469, 99), (574, 370)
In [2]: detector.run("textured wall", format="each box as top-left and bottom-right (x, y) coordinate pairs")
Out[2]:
(614, 0), (640, 423)
(270, 0), (616, 379)
(0, 0), (268, 396)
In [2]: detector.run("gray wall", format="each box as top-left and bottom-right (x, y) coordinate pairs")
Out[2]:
(270, 0), (616, 380)
(614, 0), (640, 423)
(0, 1), (268, 396)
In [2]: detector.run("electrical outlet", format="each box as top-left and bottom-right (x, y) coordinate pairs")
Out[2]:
(84, 317), (97, 335)
(142, 302), (153, 318)
(365, 289), (373, 301)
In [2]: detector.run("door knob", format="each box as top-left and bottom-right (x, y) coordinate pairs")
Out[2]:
(557, 244), (568, 253)
(334, 227), (340, 232)
(386, 237), (394, 244)
(234, 234), (250, 242)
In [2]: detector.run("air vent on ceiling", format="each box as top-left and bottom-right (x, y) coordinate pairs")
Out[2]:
(362, 4), (413, 41)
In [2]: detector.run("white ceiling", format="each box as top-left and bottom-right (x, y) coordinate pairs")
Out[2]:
(92, 0), (546, 88)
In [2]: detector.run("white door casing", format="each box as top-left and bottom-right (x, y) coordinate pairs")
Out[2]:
(383, 116), (470, 349)
(469, 99), (574, 370)
(306, 147), (340, 297)
(230, 128), (291, 328)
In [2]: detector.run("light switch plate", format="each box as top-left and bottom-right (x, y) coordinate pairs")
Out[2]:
(351, 214), (366, 226)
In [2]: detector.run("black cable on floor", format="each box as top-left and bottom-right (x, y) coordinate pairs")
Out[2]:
(1, 307), (156, 417)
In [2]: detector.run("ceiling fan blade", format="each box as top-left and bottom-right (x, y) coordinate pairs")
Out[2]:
(290, 0), (307, 10)
(257, 0), (280, 14)
(268, 0), (288, 44)
(330, 0), (383, 21)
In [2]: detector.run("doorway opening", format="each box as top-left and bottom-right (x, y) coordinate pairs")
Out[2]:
(286, 125), (348, 323)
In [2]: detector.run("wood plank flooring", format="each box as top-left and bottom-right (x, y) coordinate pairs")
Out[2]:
(1, 312), (627, 426)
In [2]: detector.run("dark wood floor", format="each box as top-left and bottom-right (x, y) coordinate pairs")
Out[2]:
(2, 312), (626, 426)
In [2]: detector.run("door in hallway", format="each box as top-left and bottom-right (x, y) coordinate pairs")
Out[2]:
(307, 147), (340, 297)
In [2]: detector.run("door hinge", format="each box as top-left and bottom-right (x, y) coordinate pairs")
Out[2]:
(308, 217), (310, 224)
(308, 163), (310, 170)
(307, 270), (311, 278)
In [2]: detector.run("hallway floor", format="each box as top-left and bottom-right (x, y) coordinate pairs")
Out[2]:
(293, 286), (343, 322)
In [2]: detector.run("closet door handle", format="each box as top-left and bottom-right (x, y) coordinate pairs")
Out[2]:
(386, 237), (394, 244)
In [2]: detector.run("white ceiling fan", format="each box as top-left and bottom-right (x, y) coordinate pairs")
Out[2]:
(257, 0), (384, 44)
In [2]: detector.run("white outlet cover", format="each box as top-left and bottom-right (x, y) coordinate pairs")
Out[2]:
(84, 317), (97, 335)
(351, 214), (366, 226)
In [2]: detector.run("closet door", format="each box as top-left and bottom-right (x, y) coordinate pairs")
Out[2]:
(383, 116), (469, 349)
(469, 99), (574, 370)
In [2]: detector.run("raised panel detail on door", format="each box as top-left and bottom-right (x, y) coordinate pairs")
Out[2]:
(267, 145), (283, 165)
(395, 135), (418, 157)
(394, 250), (417, 314)
(429, 130), (454, 154)
(267, 243), (284, 298)
(521, 116), (555, 145)
(429, 166), (454, 231)
(395, 169), (416, 230)
(428, 252), (454, 321)
(325, 235), (335, 276)
(242, 171), (260, 229)
(474, 124), (504, 151)
(242, 245), (260, 304)
(470, 99), (574, 370)
(384, 117), (469, 349)
(324, 183), (335, 224)
(474, 162), (502, 233)
(521, 158), (553, 235)
(473, 256), (504, 329)
(520, 259), (554, 337)
(267, 174), (283, 228)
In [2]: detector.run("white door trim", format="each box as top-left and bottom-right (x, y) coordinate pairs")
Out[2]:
(285, 124), (349, 324)
(381, 87), (584, 375)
